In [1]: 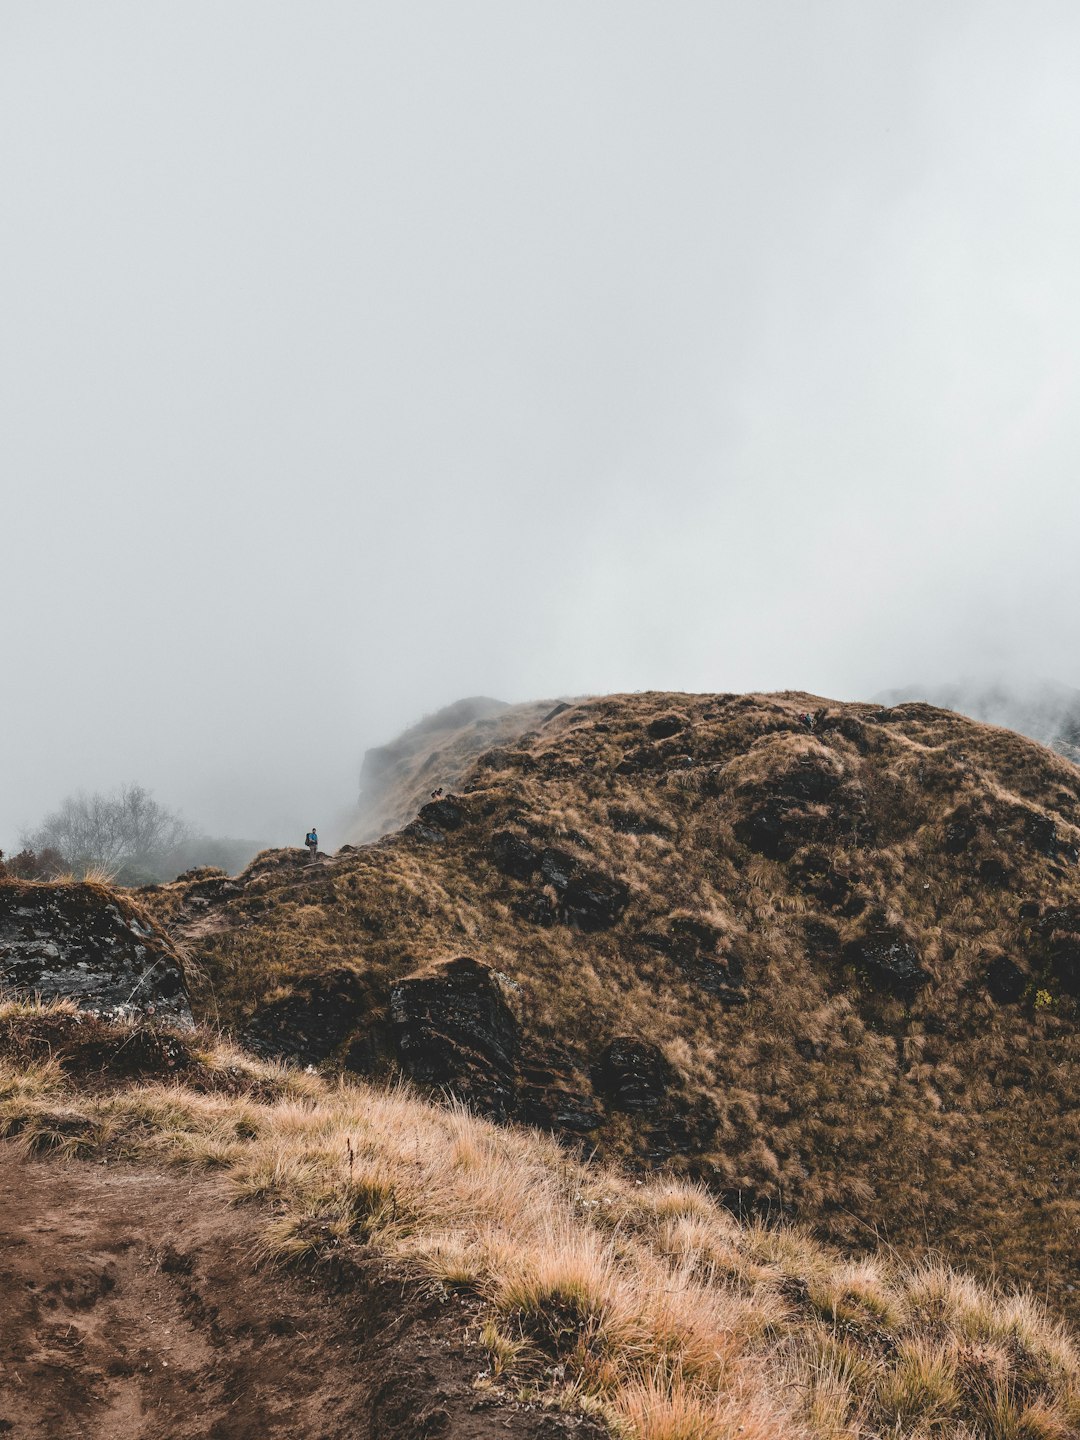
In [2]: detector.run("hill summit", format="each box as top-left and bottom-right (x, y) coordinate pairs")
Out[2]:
(145, 690), (1080, 1319)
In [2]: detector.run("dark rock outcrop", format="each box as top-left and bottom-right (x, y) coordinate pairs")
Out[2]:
(943, 807), (979, 854)
(409, 795), (470, 842)
(788, 847), (864, 914)
(389, 957), (520, 1119)
(978, 857), (1011, 887)
(1031, 906), (1080, 996)
(244, 968), (368, 1065)
(496, 839), (629, 931)
(648, 712), (687, 740)
(0, 882), (192, 1024)
(733, 748), (870, 861)
(609, 807), (671, 837)
(984, 955), (1027, 1004)
(843, 928), (930, 1001)
(536, 850), (629, 931)
(491, 831), (540, 880)
(518, 1042), (602, 1134)
(592, 1037), (670, 1111)
(542, 702), (573, 724)
(943, 799), (1079, 870)
(643, 920), (745, 1002)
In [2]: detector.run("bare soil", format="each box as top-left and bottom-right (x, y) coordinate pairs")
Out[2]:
(0, 1146), (603, 1440)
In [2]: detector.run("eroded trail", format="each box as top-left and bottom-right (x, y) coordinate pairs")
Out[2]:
(0, 1147), (593, 1440)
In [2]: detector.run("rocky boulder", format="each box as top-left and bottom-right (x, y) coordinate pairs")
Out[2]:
(647, 711), (688, 740)
(536, 849), (629, 930)
(244, 968), (368, 1066)
(730, 741), (868, 861)
(518, 1041), (602, 1134)
(389, 957), (520, 1119)
(491, 830), (541, 880)
(0, 881), (192, 1025)
(843, 927), (930, 1002)
(592, 1037), (671, 1111)
(643, 919), (745, 1002)
(492, 836), (629, 930)
(984, 954), (1027, 1004)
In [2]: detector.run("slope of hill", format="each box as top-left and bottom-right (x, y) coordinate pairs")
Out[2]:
(351, 696), (564, 842)
(143, 691), (1080, 1320)
(4, 998), (1079, 1440)
(877, 677), (1080, 766)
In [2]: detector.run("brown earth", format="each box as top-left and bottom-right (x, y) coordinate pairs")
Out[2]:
(0, 1146), (603, 1440)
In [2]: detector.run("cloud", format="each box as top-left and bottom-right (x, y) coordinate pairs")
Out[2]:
(3, 1), (1079, 849)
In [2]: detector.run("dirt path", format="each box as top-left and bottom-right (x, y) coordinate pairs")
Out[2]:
(0, 1146), (603, 1440)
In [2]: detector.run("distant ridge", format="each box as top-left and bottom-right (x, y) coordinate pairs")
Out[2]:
(875, 675), (1080, 764)
(352, 695), (574, 842)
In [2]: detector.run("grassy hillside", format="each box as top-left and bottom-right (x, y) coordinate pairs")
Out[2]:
(350, 695), (560, 841)
(4, 999), (1079, 1440)
(144, 691), (1080, 1318)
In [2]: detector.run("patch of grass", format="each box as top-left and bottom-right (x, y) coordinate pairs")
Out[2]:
(3, 1011), (1079, 1440)
(873, 1337), (959, 1430)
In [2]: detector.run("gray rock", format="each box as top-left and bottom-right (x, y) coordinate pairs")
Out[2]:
(0, 882), (192, 1025)
(389, 956), (520, 1119)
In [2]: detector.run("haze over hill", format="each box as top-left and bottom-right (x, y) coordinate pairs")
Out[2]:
(877, 677), (1080, 766)
(7, 4), (1080, 852)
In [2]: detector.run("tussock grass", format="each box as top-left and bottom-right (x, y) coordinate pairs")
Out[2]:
(3, 1011), (1078, 1440)
(139, 689), (1080, 1325)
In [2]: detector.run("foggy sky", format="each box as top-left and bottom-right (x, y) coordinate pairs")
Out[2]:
(4, 2), (1080, 851)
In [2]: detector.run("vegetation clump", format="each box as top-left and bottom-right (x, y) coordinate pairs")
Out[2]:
(2, 1001), (1078, 1440)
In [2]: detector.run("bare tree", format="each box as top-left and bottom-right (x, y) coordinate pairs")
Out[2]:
(22, 784), (191, 882)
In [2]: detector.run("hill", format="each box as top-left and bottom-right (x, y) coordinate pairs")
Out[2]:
(142, 690), (1080, 1320)
(351, 695), (563, 842)
(877, 677), (1080, 767)
(3, 997), (1079, 1440)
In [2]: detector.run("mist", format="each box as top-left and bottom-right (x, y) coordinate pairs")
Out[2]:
(5, 2), (1080, 855)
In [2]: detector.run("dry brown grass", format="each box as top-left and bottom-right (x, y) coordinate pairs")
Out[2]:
(2, 1005), (1079, 1440)
(136, 690), (1080, 1322)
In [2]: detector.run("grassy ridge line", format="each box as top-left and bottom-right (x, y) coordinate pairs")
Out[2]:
(146, 690), (1080, 1319)
(2, 1002), (1079, 1440)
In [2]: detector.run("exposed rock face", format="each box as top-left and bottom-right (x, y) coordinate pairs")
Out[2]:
(592, 1037), (670, 1111)
(389, 957), (520, 1119)
(985, 955), (1027, 1004)
(733, 746), (866, 862)
(491, 833), (628, 931)
(491, 831), (540, 880)
(647, 712), (687, 739)
(1030, 906), (1080, 996)
(244, 968), (368, 1065)
(788, 847), (864, 915)
(540, 851), (629, 931)
(843, 928), (930, 1001)
(409, 795), (471, 843)
(518, 1041), (602, 1133)
(0, 882), (191, 1024)
(643, 919), (745, 1002)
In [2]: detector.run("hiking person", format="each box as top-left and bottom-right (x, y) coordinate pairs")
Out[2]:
(305, 827), (318, 862)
